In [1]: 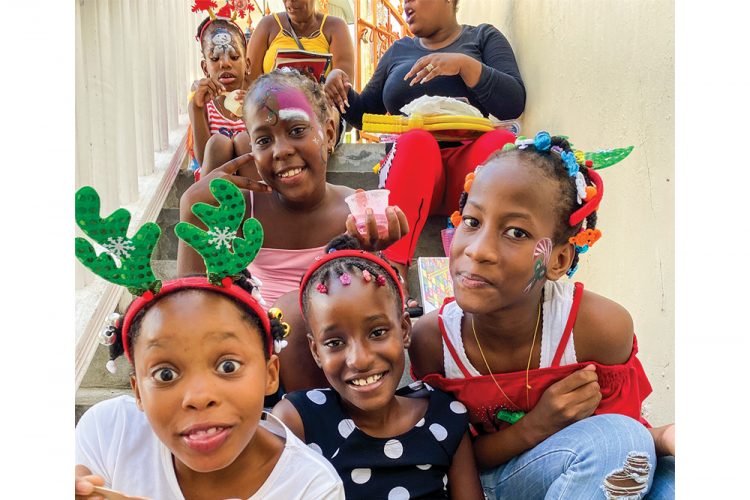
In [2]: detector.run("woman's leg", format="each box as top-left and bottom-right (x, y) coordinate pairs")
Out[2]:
(439, 129), (516, 214)
(480, 414), (657, 500)
(380, 129), (444, 267)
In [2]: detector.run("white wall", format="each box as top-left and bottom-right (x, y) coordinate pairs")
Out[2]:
(458, 0), (675, 425)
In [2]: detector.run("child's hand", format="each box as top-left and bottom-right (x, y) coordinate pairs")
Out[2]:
(75, 466), (104, 499)
(192, 77), (226, 108)
(524, 365), (601, 442)
(184, 154), (272, 206)
(325, 69), (352, 114)
(650, 423), (675, 457)
(345, 205), (409, 252)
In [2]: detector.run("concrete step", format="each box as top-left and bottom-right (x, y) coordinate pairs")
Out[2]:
(76, 143), (449, 422)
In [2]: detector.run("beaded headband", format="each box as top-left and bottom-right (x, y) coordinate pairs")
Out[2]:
(452, 131), (633, 277)
(298, 250), (405, 315)
(76, 178), (284, 362)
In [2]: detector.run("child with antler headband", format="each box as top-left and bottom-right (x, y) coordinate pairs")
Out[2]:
(189, 1), (257, 175)
(74, 179), (344, 499)
(408, 132), (675, 499)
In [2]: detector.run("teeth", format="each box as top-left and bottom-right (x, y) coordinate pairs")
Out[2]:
(278, 167), (303, 178)
(189, 427), (222, 438)
(351, 373), (384, 386)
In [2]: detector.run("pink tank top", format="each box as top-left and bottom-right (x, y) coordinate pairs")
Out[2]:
(247, 192), (326, 307)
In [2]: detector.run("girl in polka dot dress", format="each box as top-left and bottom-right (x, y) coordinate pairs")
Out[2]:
(272, 235), (485, 499)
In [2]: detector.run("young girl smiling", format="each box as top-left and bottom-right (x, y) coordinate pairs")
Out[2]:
(409, 133), (675, 499)
(272, 235), (484, 500)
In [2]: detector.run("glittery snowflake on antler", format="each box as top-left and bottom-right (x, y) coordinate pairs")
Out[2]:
(75, 187), (162, 296)
(175, 178), (264, 285)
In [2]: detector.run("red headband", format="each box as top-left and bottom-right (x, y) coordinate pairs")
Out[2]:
(569, 169), (604, 227)
(121, 276), (272, 362)
(298, 250), (405, 315)
(196, 17), (243, 44)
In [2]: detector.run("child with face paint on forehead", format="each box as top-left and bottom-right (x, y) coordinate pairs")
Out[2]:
(271, 234), (485, 500)
(180, 71), (409, 394)
(408, 133), (675, 499)
(189, 15), (254, 175)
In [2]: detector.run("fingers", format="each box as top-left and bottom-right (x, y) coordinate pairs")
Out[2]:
(75, 474), (105, 499)
(325, 75), (350, 113)
(552, 364), (598, 393)
(218, 152), (255, 175)
(404, 58), (435, 86)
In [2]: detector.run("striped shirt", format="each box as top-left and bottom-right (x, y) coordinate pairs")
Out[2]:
(206, 99), (246, 138)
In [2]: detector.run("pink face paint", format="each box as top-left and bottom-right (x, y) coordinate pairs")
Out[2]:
(276, 87), (315, 123)
(523, 237), (553, 293)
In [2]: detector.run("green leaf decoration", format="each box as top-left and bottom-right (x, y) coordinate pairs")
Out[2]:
(585, 146), (634, 170)
(74, 186), (162, 296)
(174, 178), (264, 284)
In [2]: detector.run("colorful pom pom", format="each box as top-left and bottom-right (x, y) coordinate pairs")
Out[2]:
(534, 131), (552, 151)
(450, 211), (462, 228)
(585, 186), (597, 200)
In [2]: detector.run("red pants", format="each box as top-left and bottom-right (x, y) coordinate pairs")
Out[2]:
(380, 129), (516, 266)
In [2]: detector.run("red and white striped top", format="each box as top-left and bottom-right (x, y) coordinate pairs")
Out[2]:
(206, 100), (246, 138)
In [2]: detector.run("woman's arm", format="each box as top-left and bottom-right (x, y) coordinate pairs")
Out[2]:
(447, 432), (485, 499)
(466, 24), (525, 119)
(325, 16), (355, 82)
(246, 15), (276, 85)
(338, 47), (393, 129)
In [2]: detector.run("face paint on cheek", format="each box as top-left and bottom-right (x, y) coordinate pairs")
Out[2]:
(523, 237), (552, 293)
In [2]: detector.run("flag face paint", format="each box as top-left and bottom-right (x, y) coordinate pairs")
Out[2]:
(524, 238), (552, 293)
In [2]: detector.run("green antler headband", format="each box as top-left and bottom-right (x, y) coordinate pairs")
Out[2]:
(75, 187), (162, 296)
(175, 178), (264, 286)
(75, 179), (274, 362)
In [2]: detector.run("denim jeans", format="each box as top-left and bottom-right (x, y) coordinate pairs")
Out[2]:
(480, 414), (673, 499)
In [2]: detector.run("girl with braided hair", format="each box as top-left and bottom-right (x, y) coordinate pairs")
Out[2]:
(272, 234), (484, 500)
(408, 132), (675, 499)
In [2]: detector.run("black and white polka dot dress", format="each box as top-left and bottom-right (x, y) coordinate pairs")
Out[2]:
(285, 382), (469, 500)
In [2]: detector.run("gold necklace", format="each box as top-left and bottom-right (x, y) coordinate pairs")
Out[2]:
(471, 299), (542, 409)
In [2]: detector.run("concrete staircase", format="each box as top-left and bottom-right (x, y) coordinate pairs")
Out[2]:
(75, 143), (448, 423)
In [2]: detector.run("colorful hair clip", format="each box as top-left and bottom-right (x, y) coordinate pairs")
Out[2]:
(362, 270), (373, 282)
(534, 131), (552, 151)
(316, 283), (328, 294)
(375, 275), (387, 287)
(569, 228), (602, 248)
(339, 273), (352, 286)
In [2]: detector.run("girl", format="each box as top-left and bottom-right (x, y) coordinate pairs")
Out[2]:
(178, 70), (409, 390)
(190, 14), (253, 176)
(408, 132), (675, 499)
(74, 181), (345, 499)
(272, 235), (485, 500)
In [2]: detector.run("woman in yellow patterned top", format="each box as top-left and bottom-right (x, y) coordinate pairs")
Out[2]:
(247, 0), (354, 84)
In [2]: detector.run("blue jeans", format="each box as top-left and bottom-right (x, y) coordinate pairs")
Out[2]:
(480, 414), (673, 499)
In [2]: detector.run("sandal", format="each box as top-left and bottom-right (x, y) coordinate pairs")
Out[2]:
(406, 297), (423, 318)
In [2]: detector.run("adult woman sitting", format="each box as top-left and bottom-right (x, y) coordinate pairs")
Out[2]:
(246, 0), (354, 83)
(326, 0), (525, 292)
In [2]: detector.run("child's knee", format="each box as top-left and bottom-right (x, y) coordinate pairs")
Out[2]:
(206, 133), (233, 153)
(232, 132), (251, 156)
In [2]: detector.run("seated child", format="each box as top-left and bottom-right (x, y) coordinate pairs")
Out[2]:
(272, 235), (485, 500)
(408, 132), (675, 499)
(179, 70), (407, 314)
(190, 14), (253, 178)
(74, 181), (344, 499)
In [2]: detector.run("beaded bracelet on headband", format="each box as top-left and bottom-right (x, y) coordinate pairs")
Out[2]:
(76, 178), (289, 371)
